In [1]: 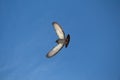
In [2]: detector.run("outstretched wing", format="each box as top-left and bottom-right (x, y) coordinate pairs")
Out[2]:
(46, 43), (64, 58)
(52, 22), (65, 39)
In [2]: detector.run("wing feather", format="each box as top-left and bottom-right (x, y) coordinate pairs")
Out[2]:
(52, 22), (65, 39)
(46, 43), (64, 58)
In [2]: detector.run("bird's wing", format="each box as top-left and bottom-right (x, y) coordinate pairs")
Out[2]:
(52, 22), (65, 39)
(46, 43), (64, 58)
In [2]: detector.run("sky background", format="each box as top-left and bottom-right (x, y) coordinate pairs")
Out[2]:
(0, 0), (120, 80)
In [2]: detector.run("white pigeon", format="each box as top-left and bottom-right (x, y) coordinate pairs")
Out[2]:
(46, 22), (70, 58)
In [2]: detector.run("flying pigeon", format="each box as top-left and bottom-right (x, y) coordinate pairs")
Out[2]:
(46, 22), (70, 58)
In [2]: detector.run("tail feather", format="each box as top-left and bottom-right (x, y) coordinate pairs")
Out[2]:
(65, 34), (70, 48)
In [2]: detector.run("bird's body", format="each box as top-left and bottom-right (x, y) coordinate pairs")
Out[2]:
(46, 22), (70, 58)
(56, 34), (70, 48)
(56, 39), (66, 44)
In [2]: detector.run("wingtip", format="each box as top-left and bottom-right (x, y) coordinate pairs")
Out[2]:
(46, 54), (51, 58)
(52, 22), (57, 25)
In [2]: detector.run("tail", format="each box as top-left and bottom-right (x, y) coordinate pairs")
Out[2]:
(65, 34), (70, 48)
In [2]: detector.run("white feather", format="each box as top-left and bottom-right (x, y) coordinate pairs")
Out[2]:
(52, 22), (65, 39)
(46, 43), (64, 58)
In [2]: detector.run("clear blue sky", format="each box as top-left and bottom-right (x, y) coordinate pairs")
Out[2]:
(0, 0), (120, 80)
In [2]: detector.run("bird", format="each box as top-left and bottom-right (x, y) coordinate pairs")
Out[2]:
(46, 22), (70, 58)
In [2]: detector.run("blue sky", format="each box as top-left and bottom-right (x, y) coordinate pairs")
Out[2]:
(0, 0), (120, 80)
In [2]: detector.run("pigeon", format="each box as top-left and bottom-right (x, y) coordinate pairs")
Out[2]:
(46, 22), (70, 58)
